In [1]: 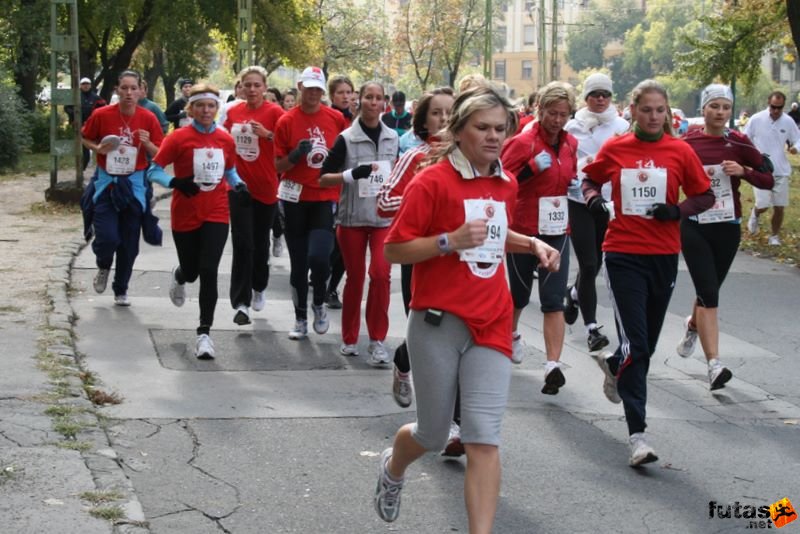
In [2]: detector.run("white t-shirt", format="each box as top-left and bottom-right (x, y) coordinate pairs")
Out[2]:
(743, 109), (800, 176)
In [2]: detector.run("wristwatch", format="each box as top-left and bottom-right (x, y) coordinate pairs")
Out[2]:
(437, 233), (451, 254)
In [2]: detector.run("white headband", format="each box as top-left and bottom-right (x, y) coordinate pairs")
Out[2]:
(701, 84), (733, 109)
(188, 92), (220, 104)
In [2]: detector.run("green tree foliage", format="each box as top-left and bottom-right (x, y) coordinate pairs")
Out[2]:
(394, 0), (497, 90)
(675, 0), (789, 95)
(0, 75), (33, 171)
(312, 0), (387, 80)
(1, 0), (50, 110)
(564, 0), (644, 72)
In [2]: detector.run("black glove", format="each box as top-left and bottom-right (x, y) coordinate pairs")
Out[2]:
(234, 181), (251, 207)
(288, 140), (313, 164)
(351, 164), (373, 180)
(587, 196), (608, 217)
(170, 176), (199, 197)
(648, 203), (681, 221)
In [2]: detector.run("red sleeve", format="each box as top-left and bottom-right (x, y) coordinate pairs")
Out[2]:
(81, 112), (100, 141)
(385, 172), (436, 244)
(273, 114), (292, 159)
(680, 142), (711, 196)
(377, 149), (424, 218)
(500, 132), (532, 179)
(153, 130), (181, 168)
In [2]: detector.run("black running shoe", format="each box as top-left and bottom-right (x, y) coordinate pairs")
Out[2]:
(326, 290), (343, 310)
(541, 365), (566, 395)
(587, 326), (610, 352)
(564, 286), (579, 325)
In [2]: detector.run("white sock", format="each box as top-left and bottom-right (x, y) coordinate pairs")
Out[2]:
(708, 358), (721, 368)
(570, 286), (578, 300)
(586, 322), (598, 334)
(544, 360), (560, 371)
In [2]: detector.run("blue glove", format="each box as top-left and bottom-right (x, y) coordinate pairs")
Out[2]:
(534, 151), (552, 172)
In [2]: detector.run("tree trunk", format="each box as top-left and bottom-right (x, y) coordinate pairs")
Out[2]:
(14, 0), (42, 110)
(789, 0), (800, 52)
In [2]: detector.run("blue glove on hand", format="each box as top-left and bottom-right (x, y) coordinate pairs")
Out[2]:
(534, 151), (552, 172)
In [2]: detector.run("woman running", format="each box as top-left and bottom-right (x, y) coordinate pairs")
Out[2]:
(377, 87), (455, 408)
(81, 70), (164, 306)
(222, 66), (285, 325)
(319, 81), (398, 365)
(374, 85), (560, 532)
(583, 79), (714, 466)
(677, 84), (773, 389)
(564, 73), (630, 351)
(501, 81), (577, 395)
(147, 84), (249, 358)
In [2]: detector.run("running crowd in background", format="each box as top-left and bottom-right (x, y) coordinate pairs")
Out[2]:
(77, 66), (797, 532)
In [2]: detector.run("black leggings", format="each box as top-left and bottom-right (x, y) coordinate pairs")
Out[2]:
(282, 200), (335, 320)
(680, 219), (740, 308)
(172, 222), (229, 335)
(328, 230), (345, 293)
(507, 234), (570, 312)
(229, 194), (278, 308)
(568, 199), (608, 325)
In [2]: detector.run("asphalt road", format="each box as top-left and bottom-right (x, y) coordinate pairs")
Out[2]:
(71, 199), (800, 534)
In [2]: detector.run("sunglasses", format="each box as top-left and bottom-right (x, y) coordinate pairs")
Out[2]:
(769, 104), (784, 110)
(588, 91), (612, 99)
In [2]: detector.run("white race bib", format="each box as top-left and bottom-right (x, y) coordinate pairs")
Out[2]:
(193, 148), (225, 191)
(459, 199), (508, 271)
(357, 161), (392, 198)
(106, 145), (137, 175)
(538, 196), (569, 235)
(698, 165), (735, 224)
(277, 179), (303, 203)
(231, 123), (259, 161)
(620, 167), (667, 217)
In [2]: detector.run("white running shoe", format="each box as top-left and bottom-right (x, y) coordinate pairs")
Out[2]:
(392, 366), (413, 408)
(747, 208), (759, 235)
(272, 236), (284, 257)
(676, 315), (698, 358)
(252, 289), (266, 312)
(93, 268), (110, 294)
(511, 333), (524, 364)
(288, 319), (308, 340)
(629, 432), (658, 467)
(195, 333), (215, 359)
(367, 340), (391, 367)
(596, 351), (622, 404)
(768, 235), (781, 246)
(233, 305), (251, 325)
(708, 360), (733, 391)
(169, 266), (185, 307)
(340, 343), (359, 356)
(374, 448), (403, 523)
(312, 304), (329, 334)
(442, 422), (465, 457)
(113, 294), (130, 307)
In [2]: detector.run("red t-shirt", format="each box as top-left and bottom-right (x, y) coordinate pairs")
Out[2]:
(153, 125), (237, 232)
(273, 105), (347, 202)
(500, 122), (578, 235)
(516, 114), (534, 135)
(82, 104), (164, 172)
(385, 156), (518, 358)
(223, 101), (284, 205)
(583, 132), (710, 255)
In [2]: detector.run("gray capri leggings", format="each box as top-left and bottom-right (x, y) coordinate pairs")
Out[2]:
(407, 310), (512, 450)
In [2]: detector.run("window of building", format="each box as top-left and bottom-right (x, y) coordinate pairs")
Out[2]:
(524, 25), (535, 45)
(496, 26), (507, 51)
(771, 57), (781, 81)
(521, 60), (533, 80)
(524, 1), (535, 11)
(494, 60), (506, 81)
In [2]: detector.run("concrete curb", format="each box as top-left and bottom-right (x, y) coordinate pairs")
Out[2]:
(44, 233), (152, 532)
